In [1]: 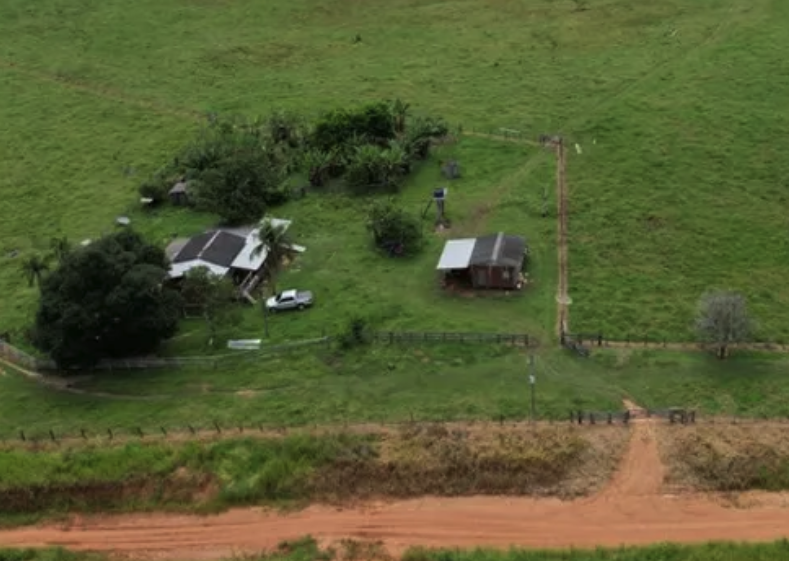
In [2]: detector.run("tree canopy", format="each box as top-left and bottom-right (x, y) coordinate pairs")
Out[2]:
(695, 290), (754, 359)
(366, 199), (423, 256)
(33, 230), (183, 368)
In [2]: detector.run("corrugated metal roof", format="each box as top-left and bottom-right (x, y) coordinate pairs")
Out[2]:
(436, 238), (476, 270)
(231, 219), (292, 271)
(168, 259), (229, 279)
(200, 232), (246, 267)
(438, 233), (526, 271)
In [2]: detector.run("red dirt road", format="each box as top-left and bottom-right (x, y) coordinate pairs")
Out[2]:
(2, 421), (789, 559)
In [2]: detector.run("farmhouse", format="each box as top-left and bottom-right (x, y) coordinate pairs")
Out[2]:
(166, 219), (292, 293)
(436, 232), (526, 290)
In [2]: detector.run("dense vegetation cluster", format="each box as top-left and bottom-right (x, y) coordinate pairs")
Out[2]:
(139, 100), (448, 223)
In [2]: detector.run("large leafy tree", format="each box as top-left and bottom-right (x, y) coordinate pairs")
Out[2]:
(192, 141), (289, 224)
(253, 217), (294, 295)
(33, 230), (183, 368)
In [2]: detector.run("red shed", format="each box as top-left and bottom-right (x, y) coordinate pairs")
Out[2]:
(436, 232), (526, 289)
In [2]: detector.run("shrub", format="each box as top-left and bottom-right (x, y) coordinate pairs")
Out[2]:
(346, 144), (409, 194)
(366, 198), (423, 256)
(138, 177), (170, 203)
(312, 102), (395, 151)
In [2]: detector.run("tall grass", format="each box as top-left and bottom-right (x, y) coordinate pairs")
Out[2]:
(0, 434), (368, 516)
(0, 426), (619, 519)
(658, 424), (789, 492)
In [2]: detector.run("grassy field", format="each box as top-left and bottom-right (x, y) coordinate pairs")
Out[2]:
(3, 0), (789, 433)
(3, 0), (782, 342)
(6, 345), (789, 437)
(568, 0), (789, 341)
(7, 540), (789, 561)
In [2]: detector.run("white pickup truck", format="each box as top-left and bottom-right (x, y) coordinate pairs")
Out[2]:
(265, 289), (314, 312)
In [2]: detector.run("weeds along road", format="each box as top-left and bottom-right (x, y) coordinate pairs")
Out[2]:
(3, 419), (789, 559)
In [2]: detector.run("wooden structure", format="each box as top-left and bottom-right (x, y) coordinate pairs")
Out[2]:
(169, 181), (189, 206)
(436, 232), (527, 290)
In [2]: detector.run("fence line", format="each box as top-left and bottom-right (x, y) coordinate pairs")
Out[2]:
(372, 331), (532, 346)
(1, 331), (534, 374)
(562, 332), (789, 353)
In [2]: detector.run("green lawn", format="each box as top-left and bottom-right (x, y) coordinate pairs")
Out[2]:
(1, 0), (765, 342)
(5, 344), (789, 438)
(568, 0), (789, 341)
(3, 0), (789, 431)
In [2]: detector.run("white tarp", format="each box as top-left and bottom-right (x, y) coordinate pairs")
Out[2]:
(436, 238), (476, 270)
(227, 339), (262, 350)
(168, 259), (228, 279)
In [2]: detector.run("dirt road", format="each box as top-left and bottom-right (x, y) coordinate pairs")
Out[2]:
(2, 419), (789, 558)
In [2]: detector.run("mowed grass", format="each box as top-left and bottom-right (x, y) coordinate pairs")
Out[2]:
(153, 137), (558, 350)
(6, 344), (789, 437)
(568, 0), (789, 341)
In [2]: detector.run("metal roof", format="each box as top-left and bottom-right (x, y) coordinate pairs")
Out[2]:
(469, 233), (524, 267)
(436, 238), (476, 270)
(437, 233), (526, 270)
(168, 259), (229, 279)
(230, 219), (292, 272)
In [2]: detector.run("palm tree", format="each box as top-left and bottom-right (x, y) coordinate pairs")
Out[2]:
(390, 98), (410, 134)
(302, 149), (337, 188)
(21, 254), (50, 290)
(252, 217), (293, 295)
(49, 236), (71, 262)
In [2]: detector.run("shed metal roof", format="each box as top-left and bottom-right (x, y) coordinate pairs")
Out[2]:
(436, 238), (476, 270)
(436, 233), (526, 271)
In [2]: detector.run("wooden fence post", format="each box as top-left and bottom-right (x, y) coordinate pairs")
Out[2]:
(137, 427), (144, 438)
(160, 427), (167, 436)
(19, 430), (25, 442)
(81, 429), (87, 439)
(214, 421), (222, 434)
(598, 334), (603, 347)
(107, 428), (114, 440)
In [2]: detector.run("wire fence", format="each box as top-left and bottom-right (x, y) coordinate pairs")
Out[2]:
(0, 331), (534, 374)
(0, 414), (631, 446)
(562, 332), (789, 353)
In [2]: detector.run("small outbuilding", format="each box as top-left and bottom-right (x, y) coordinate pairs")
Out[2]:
(436, 232), (527, 290)
(169, 181), (190, 206)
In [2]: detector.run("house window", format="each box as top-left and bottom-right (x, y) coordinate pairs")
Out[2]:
(502, 269), (512, 281)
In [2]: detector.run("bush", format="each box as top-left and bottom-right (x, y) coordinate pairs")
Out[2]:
(138, 177), (170, 203)
(366, 198), (423, 256)
(346, 144), (409, 195)
(312, 102), (395, 151)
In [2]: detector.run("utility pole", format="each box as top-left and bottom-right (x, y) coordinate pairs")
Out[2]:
(528, 354), (536, 423)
